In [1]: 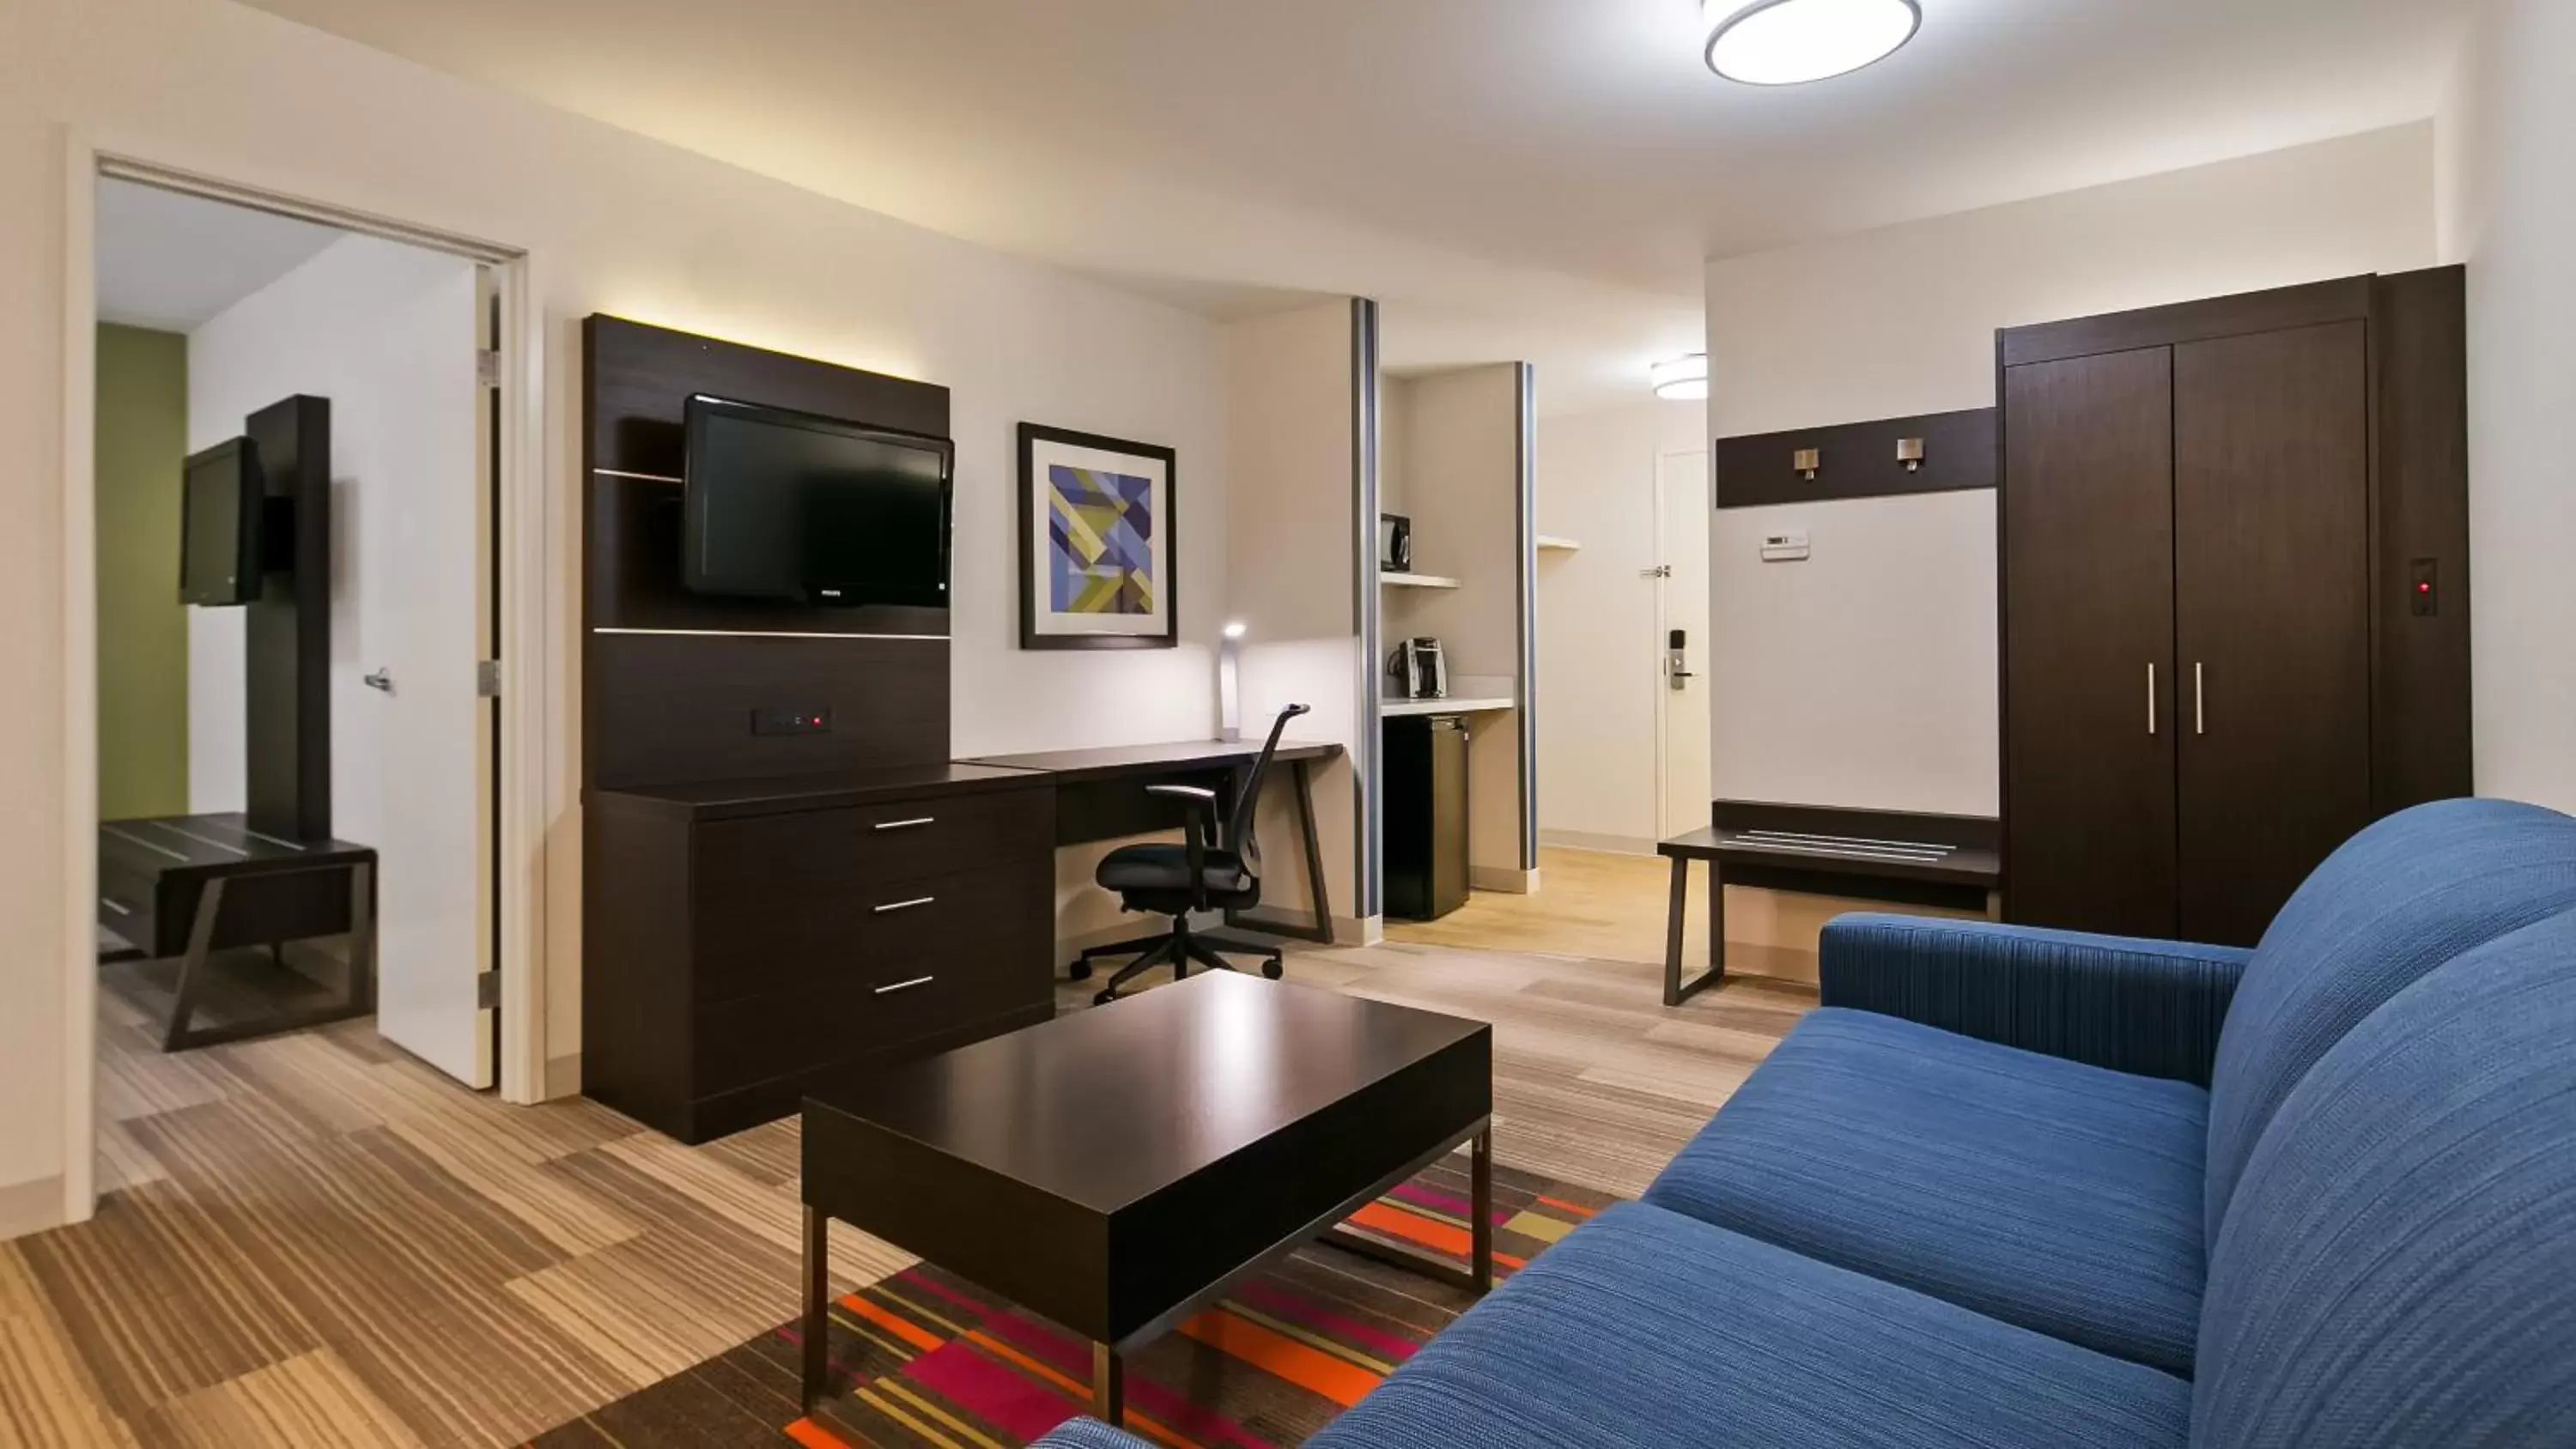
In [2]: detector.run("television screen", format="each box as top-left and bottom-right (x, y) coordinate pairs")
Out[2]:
(179, 437), (262, 607)
(683, 395), (953, 608)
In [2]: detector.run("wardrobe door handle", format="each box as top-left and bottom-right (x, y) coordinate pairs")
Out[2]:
(2147, 664), (2157, 737)
(873, 896), (936, 914)
(2195, 663), (2206, 737)
(873, 974), (935, 996)
(873, 817), (935, 832)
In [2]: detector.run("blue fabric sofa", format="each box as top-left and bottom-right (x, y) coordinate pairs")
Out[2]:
(1039, 798), (2576, 1448)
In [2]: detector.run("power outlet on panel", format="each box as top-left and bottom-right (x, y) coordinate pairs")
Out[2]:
(1759, 530), (1812, 562)
(752, 706), (834, 737)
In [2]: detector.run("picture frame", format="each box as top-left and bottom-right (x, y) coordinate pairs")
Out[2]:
(1018, 423), (1179, 651)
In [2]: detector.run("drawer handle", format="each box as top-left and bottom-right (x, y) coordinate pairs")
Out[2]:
(874, 895), (936, 914)
(874, 975), (936, 996)
(874, 817), (936, 832)
(100, 896), (132, 917)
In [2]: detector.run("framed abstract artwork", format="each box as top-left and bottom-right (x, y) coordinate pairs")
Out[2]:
(1018, 423), (1178, 650)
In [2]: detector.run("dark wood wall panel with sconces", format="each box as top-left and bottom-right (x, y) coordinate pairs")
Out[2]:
(1715, 407), (1996, 509)
(1997, 271), (2470, 948)
(580, 316), (1053, 1143)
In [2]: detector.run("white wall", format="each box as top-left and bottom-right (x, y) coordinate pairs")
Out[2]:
(1222, 302), (1364, 937)
(1533, 398), (1704, 852)
(1392, 365), (1527, 878)
(2, 0), (1238, 1228)
(2439, 0), (2576, 815)
(1704, 124), (2439, 815)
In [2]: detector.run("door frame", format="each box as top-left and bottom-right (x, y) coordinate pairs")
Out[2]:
(58, 136), (555, 1227)
(1652, 446), (1711, 841)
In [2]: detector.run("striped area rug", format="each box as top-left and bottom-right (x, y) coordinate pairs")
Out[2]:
(529, 1160), (1613, 1448)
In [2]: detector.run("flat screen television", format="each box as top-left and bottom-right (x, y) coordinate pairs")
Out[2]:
(682, 395), (954, 608)
(179, 437), (263, 607)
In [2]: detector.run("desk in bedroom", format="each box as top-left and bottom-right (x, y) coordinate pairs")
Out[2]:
(583, 738), (1342, 1143)
(963, 737), (1341, 943)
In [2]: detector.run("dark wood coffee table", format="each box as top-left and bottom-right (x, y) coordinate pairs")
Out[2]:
(799, 971), (1494, 1425)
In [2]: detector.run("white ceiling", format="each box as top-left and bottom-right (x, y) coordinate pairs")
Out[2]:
(95, 178), (345, 333)
(237, 0), (2472, 413)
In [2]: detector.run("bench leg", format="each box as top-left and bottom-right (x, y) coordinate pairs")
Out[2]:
(1662, 858), (1723, 1009)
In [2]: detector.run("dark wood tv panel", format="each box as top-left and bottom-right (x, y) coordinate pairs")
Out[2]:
(577, 317), (1348, 1144)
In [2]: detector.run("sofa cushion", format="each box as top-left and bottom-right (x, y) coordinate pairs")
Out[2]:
(2192, 907), (2576, 1448)
(1642, 1008), (2208, 1373)
(1306, 1201), (2189, 1449)
(2202, 797), (2576, 1246)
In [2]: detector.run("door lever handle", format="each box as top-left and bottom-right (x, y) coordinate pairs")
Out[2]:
(363, 668), (394, 694)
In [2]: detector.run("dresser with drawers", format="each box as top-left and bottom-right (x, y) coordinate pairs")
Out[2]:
(582, 763), (1056, 1143)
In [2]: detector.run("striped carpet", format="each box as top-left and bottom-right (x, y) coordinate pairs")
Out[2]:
(527, 1159), (1614, 1448)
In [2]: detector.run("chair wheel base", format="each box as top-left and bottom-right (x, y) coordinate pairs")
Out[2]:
(1261, 961), (1285, 980)
(1066, 960), (1093, 981)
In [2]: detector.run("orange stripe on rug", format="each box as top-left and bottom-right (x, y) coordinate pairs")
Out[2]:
(841, 1294), (945, 1354)
(1535, 1195), (1599, 1218)
(1180, 1308), (1383, 1407)
(785, 1416), (856, 1449)
(1343, 1203), (1529, 1270)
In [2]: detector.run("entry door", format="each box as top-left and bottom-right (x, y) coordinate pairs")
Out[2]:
(1656, 450), (1712, 839)
(2003, 348), (2179, 938)
(2173, 323), (2372, 946)
(362, 255), (495, 1087)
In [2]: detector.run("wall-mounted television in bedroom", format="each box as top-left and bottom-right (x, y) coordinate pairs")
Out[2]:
(682, 394), (955, 608)
(179, 436), (263, 607)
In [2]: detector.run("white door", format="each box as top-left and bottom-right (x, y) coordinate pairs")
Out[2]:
(1656, 450), (1713, 838)
(355, 250), (493, 1086)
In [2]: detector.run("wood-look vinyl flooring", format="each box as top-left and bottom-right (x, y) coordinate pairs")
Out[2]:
(3, 936), (1813, 1447)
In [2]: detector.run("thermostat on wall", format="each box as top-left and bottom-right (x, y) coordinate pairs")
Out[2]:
(1759, 530), (1812, 562)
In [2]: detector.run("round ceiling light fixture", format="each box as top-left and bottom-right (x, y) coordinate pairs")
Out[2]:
(1651, 354), (1710, 402)
(1704, 0), (1922, 86)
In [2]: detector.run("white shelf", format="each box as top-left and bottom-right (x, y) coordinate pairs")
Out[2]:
(1536, 536), (1583, 553)
(1382, 696), (1516, 718)
(1381, 572), (1462, 590)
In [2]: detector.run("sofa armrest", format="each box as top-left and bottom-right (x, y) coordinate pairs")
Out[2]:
(1818, 914), (2251, 1086)
(1032, 1420), (1157, 1449)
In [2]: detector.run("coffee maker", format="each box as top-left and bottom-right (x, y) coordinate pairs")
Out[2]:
(1388, 638), (1449, 700)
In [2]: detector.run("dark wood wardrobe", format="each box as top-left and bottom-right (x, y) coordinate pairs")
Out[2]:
(1998, 271), (2470, 946)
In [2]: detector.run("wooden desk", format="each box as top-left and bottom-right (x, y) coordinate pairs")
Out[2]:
(98, 814), (377, 1051)
(1657, 803), (2002, 1009)
(963, 737), (1343, 943)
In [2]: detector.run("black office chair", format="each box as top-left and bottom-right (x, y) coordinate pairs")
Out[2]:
(1069, 703), (1313, 1005)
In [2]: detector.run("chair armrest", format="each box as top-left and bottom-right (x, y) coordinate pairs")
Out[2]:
(1146, 783), (1218, 904)
(1031, 1419), (1157, 1449)
(1819, 914), (2251, 1086)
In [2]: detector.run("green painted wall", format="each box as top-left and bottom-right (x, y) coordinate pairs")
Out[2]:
(95, 324), (190, 820)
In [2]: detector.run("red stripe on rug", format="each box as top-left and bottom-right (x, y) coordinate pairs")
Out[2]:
(1384, 1180), (1510, 1223)
(971, 1315), (1279, 1449)
(1536, 1194), (1599, 1218)
(895, 1270), (998, 1318)
(903, 1339), (1084, 1443)
(1229, 1278), (1420, 1364)
(1342, 1203), (1531, 1271)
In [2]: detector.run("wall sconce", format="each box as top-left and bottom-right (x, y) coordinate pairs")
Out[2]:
(1793, 447), (1821, 482)
(1218, 621), (1248, 742)
(1897, 437), (1926, 473)
(1651, 354), (1710, 402)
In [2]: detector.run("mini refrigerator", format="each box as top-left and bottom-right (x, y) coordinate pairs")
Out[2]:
(1385, 715), (1469, 920)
